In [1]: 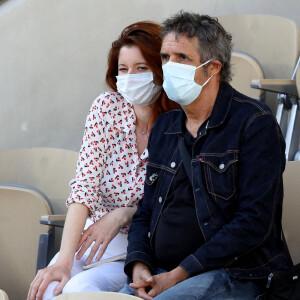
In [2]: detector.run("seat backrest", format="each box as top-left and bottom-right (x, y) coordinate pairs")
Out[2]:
(218, 15), (300, 79)
(0, 184), (52, 300)
(282, 160), (300, 264)
(55, 292), (140, 300)
(0, 290), (9, 300)
(0, 147), (78, 214)
(231, 51), (264, 100)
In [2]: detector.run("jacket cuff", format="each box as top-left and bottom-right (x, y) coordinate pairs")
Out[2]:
(124, 251), (156, 279)
(179, 254), (205, 277)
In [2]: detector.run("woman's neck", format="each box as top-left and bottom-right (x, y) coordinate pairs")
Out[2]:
(133, 104), (155, 132)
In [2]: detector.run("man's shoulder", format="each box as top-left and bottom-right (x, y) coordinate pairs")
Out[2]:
(154, 108), (182, 126)
(231, 88), (272, 115)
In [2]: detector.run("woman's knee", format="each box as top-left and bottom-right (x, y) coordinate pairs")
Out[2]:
(62, 275), (91, 294)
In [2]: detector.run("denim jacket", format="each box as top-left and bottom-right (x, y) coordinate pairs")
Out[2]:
(125, 82), (292, 280)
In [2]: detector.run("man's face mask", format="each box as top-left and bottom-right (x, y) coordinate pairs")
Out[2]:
(162, 60), (213, 106)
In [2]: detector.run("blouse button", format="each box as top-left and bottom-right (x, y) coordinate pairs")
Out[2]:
(158, 197), (163, 203)
(148, 232), (151, 238)
(219, 163), (225, 170)
(170, 162), (176, 168)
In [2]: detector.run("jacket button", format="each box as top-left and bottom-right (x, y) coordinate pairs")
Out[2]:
(158, 197), (163, 203)
(219, 163), (225, 170)
(148, 232), (151, 238)
(170, 162), (176, 168)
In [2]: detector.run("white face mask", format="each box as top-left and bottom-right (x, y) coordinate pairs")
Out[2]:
(162, 60), (213, 106)
(116, 72), (162, 106)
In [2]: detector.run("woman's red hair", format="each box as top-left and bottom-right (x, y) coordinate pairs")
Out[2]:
(106, 21), (178, 125)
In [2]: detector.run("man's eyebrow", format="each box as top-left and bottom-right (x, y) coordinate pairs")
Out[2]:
(175, 52), (191, 59)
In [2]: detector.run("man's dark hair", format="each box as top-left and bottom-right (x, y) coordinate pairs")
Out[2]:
(161, 11), (233, 83)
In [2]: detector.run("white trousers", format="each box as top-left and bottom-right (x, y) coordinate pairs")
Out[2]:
(42, 231), (128, 300)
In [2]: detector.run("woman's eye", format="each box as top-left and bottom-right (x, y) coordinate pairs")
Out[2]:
(138, 66), (148, 71)
(118, 68), (128, 72)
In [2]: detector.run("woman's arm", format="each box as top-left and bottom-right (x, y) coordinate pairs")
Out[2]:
(56, 203), (89, 266)
(27, 203), (88, 300)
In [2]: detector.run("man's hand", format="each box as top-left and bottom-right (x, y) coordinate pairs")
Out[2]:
(27, 263), (71, 300)
(130, 262), (154, 300)
(147, 266), (189, 298)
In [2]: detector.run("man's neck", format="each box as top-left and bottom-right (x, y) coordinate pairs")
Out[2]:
(183, 81), (220, 137)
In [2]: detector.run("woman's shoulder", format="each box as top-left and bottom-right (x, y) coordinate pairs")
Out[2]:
(93, 91), (122, 107)
(91, 91), (129, 113)
(90, 91), (134, 124)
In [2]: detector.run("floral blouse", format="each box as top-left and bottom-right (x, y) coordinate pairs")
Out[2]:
(66, 92), (148, 231)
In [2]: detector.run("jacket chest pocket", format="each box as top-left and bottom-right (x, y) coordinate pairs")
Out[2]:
(201, 152), (238, 201)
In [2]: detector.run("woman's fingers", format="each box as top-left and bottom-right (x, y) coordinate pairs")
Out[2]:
(85, 241), (101, 265)
(76, 229), (89, 251)
(53, 276), (69, 296)
(27, 273), (43, 300)
(95, 241), (108, 261)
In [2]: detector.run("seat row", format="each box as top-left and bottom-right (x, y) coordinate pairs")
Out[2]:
(1, 148), (300, 299)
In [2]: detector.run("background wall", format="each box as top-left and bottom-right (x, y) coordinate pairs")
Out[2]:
(1, 0), (300, 153)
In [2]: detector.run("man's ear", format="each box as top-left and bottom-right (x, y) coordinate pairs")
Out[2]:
(208, 60), (222, 76)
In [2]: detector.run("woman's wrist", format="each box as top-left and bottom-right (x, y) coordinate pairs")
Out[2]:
(56, 254), (74, 270)
(113, 207), (137, 228)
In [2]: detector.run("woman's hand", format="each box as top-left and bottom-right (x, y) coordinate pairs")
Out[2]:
(27, 262), (71, 300)
(27, 203), (88, 300)
(76, 207), (136, 264)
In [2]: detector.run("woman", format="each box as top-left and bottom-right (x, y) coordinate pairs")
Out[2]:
(27, 21), (178, 300)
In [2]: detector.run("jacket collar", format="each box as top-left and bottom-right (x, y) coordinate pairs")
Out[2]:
(165, 82), (234, 134)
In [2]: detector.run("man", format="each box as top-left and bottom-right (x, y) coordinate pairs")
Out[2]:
(121, 11), (292, 299)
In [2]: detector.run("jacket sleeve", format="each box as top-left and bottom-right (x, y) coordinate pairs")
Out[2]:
(124, 125), (157, 278)
(180, 112), (286, 276)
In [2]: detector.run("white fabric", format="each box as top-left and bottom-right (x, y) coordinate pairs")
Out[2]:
(116, 72), (161, 106)
(42, 232), (128, 300)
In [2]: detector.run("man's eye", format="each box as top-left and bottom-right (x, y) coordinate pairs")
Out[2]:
(160, 54), (169, 62)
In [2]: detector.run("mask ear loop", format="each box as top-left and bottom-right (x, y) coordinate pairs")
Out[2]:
(202, 74), (214, 87)
(195, 59), (212, 69)
(195, 59), (214, 86)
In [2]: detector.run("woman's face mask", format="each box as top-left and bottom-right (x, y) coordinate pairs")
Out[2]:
(162, 60), (213, 106)
(116, 72), (162, 106)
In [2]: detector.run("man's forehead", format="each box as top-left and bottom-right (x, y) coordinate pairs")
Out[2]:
(162, 31), (197, 42)
(161, 32), (199, 52)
